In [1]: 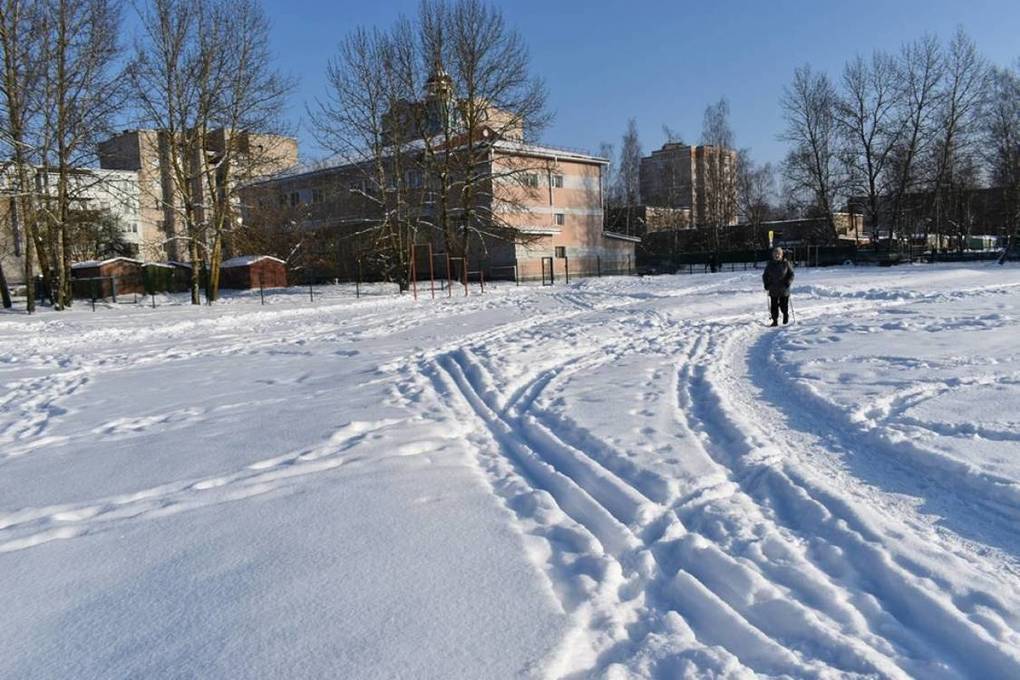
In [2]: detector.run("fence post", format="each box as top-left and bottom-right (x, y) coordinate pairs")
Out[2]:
(260, 275), (265, 305)
(91, 279), (97, 312)
(410, 243), (418, 301)
(110, 277), (117, 303)
(596, 255), (601, 277)
(479, 268), (485, 294)
(356, 259), (362, 299)
(151, 291), (156, 309)
(564, 256), (570, 284)
(428, 244), (436, 300)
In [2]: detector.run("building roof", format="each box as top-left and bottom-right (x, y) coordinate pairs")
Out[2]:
(70, 257), (144, 270)
(245, 135), (608, 189)
(603, 231), (642, 243)
(221, 255), (287, 269)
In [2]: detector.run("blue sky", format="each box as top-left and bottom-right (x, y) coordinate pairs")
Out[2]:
(257, 0), (1019, 167)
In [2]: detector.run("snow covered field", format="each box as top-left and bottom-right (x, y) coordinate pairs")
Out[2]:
(2, 264), (1020, 679)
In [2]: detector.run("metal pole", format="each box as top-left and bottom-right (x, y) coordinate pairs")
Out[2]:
(446, 254), (452, 298)
(564, 256), (570, 284)
(514, 264), (519, 286)
(260, 275), (265, 305)
(428, 244), (435, 300)
(479, 267), (485, 294)
(356, 259), (361, 299)
(410, 244), (418, 301)
(597, 255), (601, 277)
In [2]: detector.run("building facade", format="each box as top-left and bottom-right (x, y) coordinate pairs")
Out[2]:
(98, 128), (298, 261)
(241, 139), (634, 282)
(639, 142), (738, 227)
(1, 167), (141, 285)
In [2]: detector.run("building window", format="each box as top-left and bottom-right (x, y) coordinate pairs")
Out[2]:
(552, 174), (564, 188)
(554, 213), (565, 226)
(312, 189), (324, 204)
(555, 246), (566, 258)
(523, 173), (539, 188)
(290, 191), (300, 207)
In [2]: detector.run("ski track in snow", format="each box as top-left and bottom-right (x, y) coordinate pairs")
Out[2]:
(3, 269), (1020, 678)
(401, 276), (1020, 678)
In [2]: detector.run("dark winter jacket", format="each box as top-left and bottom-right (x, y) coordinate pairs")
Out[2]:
(763, 259), (795, 296)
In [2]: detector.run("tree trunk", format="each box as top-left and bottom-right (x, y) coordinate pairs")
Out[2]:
(0, 261), (10, 308)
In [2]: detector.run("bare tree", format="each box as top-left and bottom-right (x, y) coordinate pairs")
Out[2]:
(700, 98), (736, 250)
(834, 52), (904, 241)
(613, 117), (642, 215)
(781, 65), (843, 238)
(443, 0), (550, 258)
(0, 0), (44, 310)
(736, 148), (774, 242)
(885, 35), (943, 238)
(309, 26), (415, 288)
(613, 120), (641, 205)
(928, 29), (987, 250)
(984, 61), (1020, 244)
(38, 0), (123, 308)
(198, 0), (290, 300)
(129, 0), (288, 302)
(128, 0), (211, 303)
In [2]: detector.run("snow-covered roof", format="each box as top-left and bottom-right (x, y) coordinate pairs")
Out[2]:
(220, 255), (286, 269)
(603, 231), (642, 243)
(70, 257), (144, 270)
(491, 139), (609, 164)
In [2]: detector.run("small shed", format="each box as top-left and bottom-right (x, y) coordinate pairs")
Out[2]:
(219, 255), (287, 290)
(166, 261), (193, 292)
(70, 257), (145, 299)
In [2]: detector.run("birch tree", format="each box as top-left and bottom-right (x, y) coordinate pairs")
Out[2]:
(0, 0), (43, 310)
(38, 0), (123, 308)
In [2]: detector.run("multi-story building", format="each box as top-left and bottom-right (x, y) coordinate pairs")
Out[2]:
(242, 138), (635, 281)
(1, 167), (141, 284)
(242, 61), (634, 282)
(639, 142), (738, 227)
(98, 128), (298, 261)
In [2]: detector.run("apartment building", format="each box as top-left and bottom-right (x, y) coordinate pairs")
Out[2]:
(98, 128), (298, 261)
(639, 142), (738, 227)
(1, 167), (141, 285)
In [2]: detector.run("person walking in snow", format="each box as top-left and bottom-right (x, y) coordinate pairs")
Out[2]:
(763, 247), (794, 326)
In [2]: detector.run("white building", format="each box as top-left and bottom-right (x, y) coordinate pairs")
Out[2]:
(1, 167), (141, 284)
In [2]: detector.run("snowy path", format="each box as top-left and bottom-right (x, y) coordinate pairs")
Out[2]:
(3, 266), (1020, 678)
